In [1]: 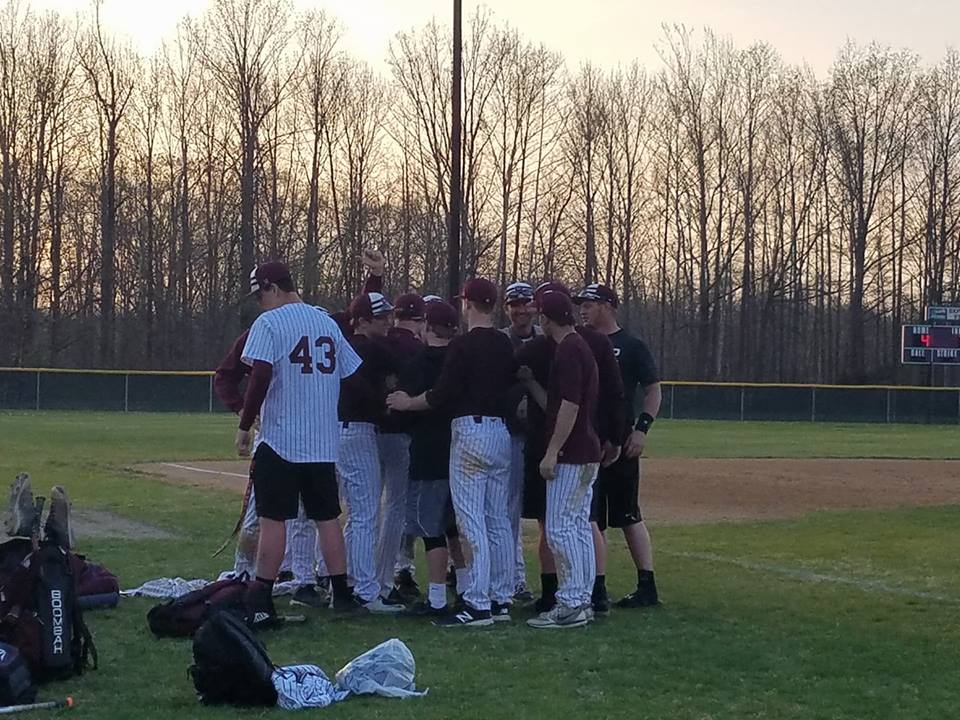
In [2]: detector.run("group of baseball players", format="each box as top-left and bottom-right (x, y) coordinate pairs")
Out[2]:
(214, 249), (662, 629)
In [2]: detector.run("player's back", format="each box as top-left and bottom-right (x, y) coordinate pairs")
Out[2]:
(243, 303), (359, 463)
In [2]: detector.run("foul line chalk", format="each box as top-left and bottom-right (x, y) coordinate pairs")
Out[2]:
(664, 550), (960, 604)
(161, 463), (248, 479)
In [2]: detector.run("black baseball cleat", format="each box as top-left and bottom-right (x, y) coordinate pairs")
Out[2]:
(331, 593), (369, 615)
(513, 584), (534, 604)
(290, 584), (328, 609)
(592, 588), (611, 616)
(245, 581), (282, 630)
(44, 485), (75, 550)
(5, 473), (36, 538)
(433, 604), (494, 628)
(531, 594), (556, 614)
(402, 600), (449, 618)
(616, 586), (661, 608)
(394, 568), (421, 602)
(277, 570), (294, 583)
(491, 601), (512, 623)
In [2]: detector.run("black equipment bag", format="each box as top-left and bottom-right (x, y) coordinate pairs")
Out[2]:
(0, 642), (35, 705)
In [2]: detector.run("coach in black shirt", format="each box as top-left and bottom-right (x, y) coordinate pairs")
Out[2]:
(574, 283), (662, 610)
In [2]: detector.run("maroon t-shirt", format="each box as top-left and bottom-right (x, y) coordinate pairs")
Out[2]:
(213, 331), (250, 414)
(380, 326), (423, 433)
(545, 332), (600, 465)
(426, 326), (518, 419)
(338, 333), (402, 423)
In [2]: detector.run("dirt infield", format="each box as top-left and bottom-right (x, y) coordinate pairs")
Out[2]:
(134, 458), (960, 525)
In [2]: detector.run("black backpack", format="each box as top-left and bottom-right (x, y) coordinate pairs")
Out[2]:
(147, 575), (248, 638)
(0, 642), (35, 705)
(0, 542), (97, 681)
(188, 610), (278, 707)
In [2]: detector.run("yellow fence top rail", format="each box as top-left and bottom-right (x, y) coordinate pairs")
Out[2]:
(0, 367), (956, 391)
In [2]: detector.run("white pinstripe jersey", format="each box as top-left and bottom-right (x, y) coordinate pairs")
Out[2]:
(242, 303), (362, 463)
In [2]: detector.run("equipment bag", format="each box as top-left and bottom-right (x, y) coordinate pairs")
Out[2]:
(188, 610), (278, 707)
(147, 575), (248, 638)
(0, 542), (97, 681)
(0, 642), (35, 705)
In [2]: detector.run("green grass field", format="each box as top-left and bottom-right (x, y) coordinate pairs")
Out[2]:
(1, 411), (958, 719)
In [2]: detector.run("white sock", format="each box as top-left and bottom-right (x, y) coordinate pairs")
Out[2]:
(428, 583), (447, 609)
(456, 567), (470, 594)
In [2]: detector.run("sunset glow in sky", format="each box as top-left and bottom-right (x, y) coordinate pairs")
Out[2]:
(29, 0), (960, 74)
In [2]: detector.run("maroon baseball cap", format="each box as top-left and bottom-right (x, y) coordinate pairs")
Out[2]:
(394, 293), (426, 320)
(247, 261), (292, 296)
(573, 283), (619, 308)
(538, 291), (576, 326)
(534, 280), (571, 303)
(349, 292), (394, 322)
(425, 299), (459, 329)
(458, 278), (498, 305)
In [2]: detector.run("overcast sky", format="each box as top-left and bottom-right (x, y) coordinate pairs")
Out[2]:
(31, 0), (960, 75)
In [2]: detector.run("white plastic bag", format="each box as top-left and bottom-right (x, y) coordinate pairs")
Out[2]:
(335, 639), (428, 698)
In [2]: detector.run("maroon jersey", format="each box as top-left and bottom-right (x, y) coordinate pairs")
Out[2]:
(545, 332), (600, 464)
(426, 326), (518, 419)
(516, 327), (626, 445)
(380, 326), (423, 433)
(213, 330), (250, 414)
(338, 333), (402, 423)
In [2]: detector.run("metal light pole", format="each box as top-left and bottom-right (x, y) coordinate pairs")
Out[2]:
(447, 0), (462, 300)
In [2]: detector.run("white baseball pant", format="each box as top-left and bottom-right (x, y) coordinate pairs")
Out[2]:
(448, 416), (513, 611)
(337, 421), (383, 602)
(375, 432), (411, 592)
(508, 435), (527, 588)
(545, 463), (598, 608)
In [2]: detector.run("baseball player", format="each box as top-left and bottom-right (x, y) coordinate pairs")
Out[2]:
(525, 291), (600, 629)
(516, 281), (626, 613)
(387, 278), (518, 627)
(213, 329), (328, 609)
(500, 281), (543, 601)
(394, 300), (462, 616)
(575, 283), (662, 608)
(234, 261), (364, 623)
(337, 290), (406, 613)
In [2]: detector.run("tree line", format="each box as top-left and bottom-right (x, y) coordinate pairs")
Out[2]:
(0, 0), (957, 384)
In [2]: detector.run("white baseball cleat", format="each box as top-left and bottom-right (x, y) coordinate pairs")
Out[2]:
(526, 604), (591, 629)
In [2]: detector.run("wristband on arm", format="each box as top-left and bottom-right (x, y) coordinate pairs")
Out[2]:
(635, 412), (655, 435)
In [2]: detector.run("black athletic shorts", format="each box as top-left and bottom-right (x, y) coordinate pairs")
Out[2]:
(251, 442), (341, 522)
(590, 454), (642, 530)
(521, 439), (547, 521)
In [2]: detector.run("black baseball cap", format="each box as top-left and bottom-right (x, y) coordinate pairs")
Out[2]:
(574, 283), (619, 308)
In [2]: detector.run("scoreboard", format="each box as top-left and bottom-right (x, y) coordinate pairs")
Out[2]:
(901, 324), (960, 364)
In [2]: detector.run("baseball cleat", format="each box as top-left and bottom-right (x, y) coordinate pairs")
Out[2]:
(616, 587), (661, 608)
(244, 581), (282, 630)
(331, 594), (368, 615)
(394, 568), (420, 601)
(491, 601), (512, 623)
(591, 588), (611, 617)
(526, 604), (591, 629)
(45, 485), (75, 550)
(433, 605), (494, 628)
(513, 584), (534, 604)
(277, 570), (294, 583)
(402, 600), (449, 618)
(530, 594), (556, 614)
(362, 594), (406, 614)
(5, 473), (36, 538)
(290, 584), (328, 609)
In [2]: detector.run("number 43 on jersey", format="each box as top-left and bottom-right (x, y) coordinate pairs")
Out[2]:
(289, 335), (336, 374)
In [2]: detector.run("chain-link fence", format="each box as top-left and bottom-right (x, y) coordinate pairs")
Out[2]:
(1, 368), (958, 424)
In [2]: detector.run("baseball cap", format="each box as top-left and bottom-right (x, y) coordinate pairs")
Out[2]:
(423, 294), (444, 304)
(538, 291), (576, 326)
(349, 292), (394, 322)
(425, 299), (459, 329)
(394, 293), (426, 320)
(504, 282), (535, 305)
(533, 280), (571, 303)
(247, 261), (292, 296)
(458, 277), (498, 305)
(573, 283), (619, 307)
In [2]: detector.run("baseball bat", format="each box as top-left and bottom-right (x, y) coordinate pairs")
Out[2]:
(0, 696), (74, 714)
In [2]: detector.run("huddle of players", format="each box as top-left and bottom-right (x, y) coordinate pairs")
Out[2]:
(217, 252), (661, 629)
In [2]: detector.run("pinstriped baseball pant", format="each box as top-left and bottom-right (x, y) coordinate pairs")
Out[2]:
(449, 416), (513, 611)
(337, 422), (382, 602)
(546, 463), (598, 608)
(375, 433), (411, 592)
(508, 435), (527, 588)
